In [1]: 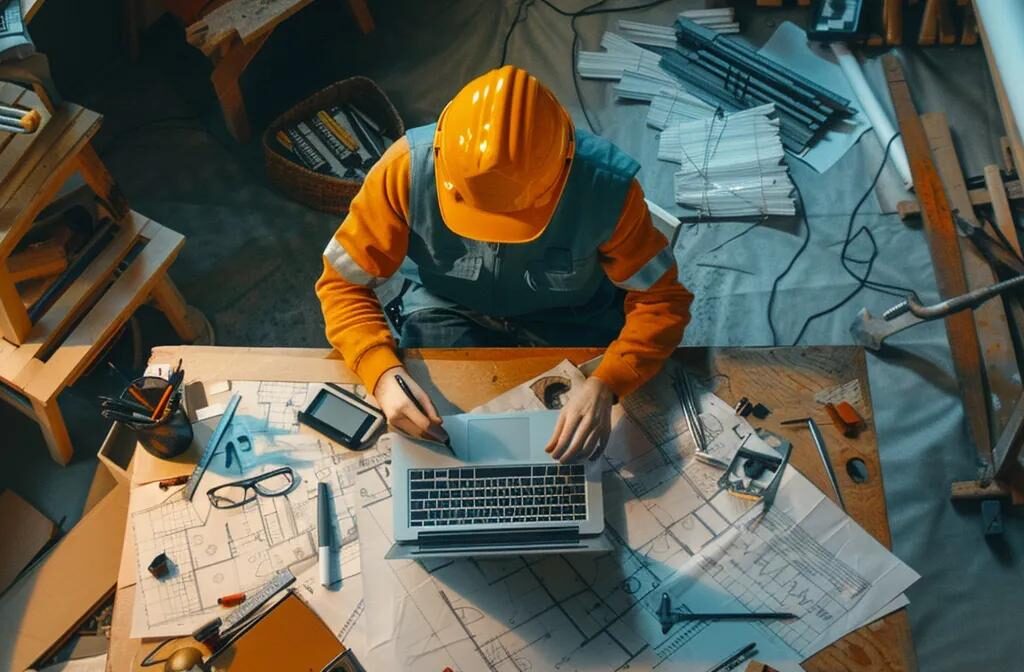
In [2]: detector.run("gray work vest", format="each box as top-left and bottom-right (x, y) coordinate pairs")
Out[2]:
(395, 123), (640, 317)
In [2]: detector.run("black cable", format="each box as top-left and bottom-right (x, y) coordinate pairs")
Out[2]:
(701, 221), (760, 256)
(786, 133), (917, 345)
(500, 0), (534, 66)
(767, 184), (812, 346)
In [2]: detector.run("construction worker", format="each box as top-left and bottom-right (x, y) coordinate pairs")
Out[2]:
(316, 66), (692, 462)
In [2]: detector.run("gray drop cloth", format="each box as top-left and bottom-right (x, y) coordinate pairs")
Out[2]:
(88, 1), (1023, 669)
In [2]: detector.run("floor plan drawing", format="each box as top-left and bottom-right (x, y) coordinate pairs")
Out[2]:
(128, 380), (375, 639)
(358, 366), (918, 671)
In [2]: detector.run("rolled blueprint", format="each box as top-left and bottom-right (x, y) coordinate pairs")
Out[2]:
(830, 42), (912, 190)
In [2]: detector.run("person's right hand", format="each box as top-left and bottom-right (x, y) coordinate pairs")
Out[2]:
(373, 366), (448, 443)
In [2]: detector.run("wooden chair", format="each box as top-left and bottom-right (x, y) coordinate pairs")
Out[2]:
(0, 83), (206, 464)
(185, 0), (375, 142)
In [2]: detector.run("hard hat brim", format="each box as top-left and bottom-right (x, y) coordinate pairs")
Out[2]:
(434, 153), (572, 244)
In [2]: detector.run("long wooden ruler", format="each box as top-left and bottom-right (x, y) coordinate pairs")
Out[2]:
(883, 55), (992, 471)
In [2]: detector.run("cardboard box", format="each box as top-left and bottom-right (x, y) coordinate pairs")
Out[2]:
(96, 422), (135, 488)
(0, 459), (128, 671)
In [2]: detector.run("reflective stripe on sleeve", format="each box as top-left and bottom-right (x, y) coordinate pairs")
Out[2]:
(324, 237), (385, 287)
(613, 245), (675, 291)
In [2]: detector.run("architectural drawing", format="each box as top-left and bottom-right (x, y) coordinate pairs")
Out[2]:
(358, 366), (918, 671)
(128, 380), (374, 639)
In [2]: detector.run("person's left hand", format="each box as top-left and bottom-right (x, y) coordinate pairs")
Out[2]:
(545, 377), (614, 463)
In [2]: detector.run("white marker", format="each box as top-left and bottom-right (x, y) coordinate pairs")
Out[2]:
(318, 482), (331, 586)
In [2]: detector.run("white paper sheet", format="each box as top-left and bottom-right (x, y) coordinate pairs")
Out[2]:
(759, 21), (873, 174)
(127, 381), (373, 639)
(357, 361), (918, 670)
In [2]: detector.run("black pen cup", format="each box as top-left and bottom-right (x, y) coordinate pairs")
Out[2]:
(121, 376), (193, 459)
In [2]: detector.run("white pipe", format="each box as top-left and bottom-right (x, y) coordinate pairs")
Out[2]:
(973, 0), (1024, 165)
(830, 42), (913, 191)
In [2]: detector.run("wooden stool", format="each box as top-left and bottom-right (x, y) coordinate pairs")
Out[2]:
(186, 0), (375, 142)
(0, 83), (206, 464)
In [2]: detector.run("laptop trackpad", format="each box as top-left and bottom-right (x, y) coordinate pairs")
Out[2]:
(465, 417), (529, 462)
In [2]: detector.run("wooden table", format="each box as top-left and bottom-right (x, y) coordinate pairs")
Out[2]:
(106, 345), (916, 671)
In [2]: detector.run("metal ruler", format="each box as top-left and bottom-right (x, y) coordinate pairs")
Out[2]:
(221, 568), (295, 634)
(184, 393), (241, 501)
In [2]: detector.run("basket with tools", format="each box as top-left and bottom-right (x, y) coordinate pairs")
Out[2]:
(263, 77), (404, 214)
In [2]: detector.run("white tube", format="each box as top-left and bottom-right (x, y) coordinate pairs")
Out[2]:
(974, 1), (1024, 164)
(830, 42), (913, 190)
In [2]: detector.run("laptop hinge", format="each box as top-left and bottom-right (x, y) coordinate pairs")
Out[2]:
(413, 526), (580, 548)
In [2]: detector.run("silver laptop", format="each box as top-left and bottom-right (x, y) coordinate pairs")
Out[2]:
(387, 410), (610, 559)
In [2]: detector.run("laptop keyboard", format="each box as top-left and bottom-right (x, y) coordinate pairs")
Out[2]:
(408, 464), (587, 527)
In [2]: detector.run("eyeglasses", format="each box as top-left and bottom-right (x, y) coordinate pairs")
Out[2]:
(207, 467), (298, 509)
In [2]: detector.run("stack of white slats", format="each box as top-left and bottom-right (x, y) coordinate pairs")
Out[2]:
(679, 7), (739, 34)
(647, 87), (718, 129)
(616, 19), (677, 48)
(577, 32), (677, 85)
(613, 71), (684, 102)
(661, 104), (795, 217)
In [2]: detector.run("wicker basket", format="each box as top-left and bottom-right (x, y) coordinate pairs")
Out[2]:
(263, 77), (405, 214)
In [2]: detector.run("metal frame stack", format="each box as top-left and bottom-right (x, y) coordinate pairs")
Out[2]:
(661, 18), (855, 153)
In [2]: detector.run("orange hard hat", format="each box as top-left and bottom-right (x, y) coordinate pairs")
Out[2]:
(433, 66), (575, 243)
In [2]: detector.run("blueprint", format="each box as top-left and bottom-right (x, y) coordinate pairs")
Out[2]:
(357, 362), (919, 671)
(128, 380), (374, 640)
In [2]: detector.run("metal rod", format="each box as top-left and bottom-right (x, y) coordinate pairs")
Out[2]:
(782, 417), (845, 510)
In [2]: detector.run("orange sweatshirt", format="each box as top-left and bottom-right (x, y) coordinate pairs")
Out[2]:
(316, 137), (693, 398)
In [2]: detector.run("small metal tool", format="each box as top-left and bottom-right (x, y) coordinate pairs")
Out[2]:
(656, 593), (796, 634)
(220, 568), (295, 634)
(673, 371), (707, 455)
(781, 417), (845, 511)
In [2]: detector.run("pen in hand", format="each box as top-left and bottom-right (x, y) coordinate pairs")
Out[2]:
(394, 374), (452, 450)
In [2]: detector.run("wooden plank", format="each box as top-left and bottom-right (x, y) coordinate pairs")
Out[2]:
(923, 113), (1022, 437)
(347, 0), (374, 33)
(1001, 137), (1016, 174)
(21, 0), (47, 23)
(0, 483), (127, 671)
(150, 275), (203, 342)
(23, 222), (184, 401)
(961, 3), (979, 45)
(0, 261), (30, 342)
(975, 1), (1024, 182)
(29, 395), (72, 465)
(950, 478), (1012, 499)
(186, 0), (311, 55)
(937, 0), (958, 45)
(884, 55), (993, 468)
(208, 31), (270, 143)
(0, 108), (102, 257)
(884, 0), (902, 45)
(984, 165), (1023, 258)
(7, 239), (67, 283)
(919, 0), (940, 44)
(0, 215), (148, 387)
(897, 177), (1023, 217)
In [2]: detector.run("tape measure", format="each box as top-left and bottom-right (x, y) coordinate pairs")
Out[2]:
(183, 393), (241, 501)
